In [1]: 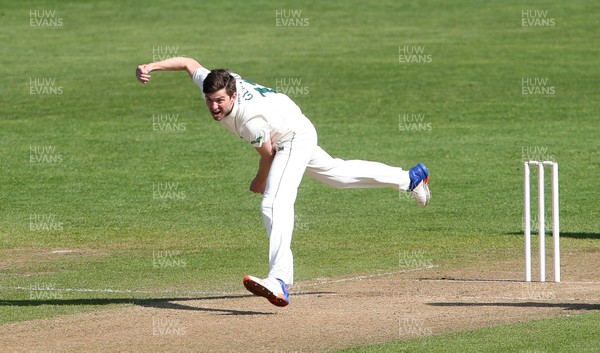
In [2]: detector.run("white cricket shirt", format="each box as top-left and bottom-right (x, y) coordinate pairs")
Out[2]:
(192, 67), (313, 148)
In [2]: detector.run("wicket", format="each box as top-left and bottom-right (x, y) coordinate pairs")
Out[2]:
(524, 161), (560, 282)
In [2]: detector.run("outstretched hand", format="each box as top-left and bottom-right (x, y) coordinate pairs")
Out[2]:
(135, 64), (152, 84)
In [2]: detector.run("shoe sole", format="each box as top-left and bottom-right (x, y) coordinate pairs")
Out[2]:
(422, 179), (430, 206)
(413, 176), (430, 207)
(243, 276), (289, 307)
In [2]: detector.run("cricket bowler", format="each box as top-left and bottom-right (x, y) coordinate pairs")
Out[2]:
(135, 57), (430, 307)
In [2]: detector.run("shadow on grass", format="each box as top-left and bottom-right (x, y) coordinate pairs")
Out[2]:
(428, 302), (600, 311)
(0, 291), (333, 316)
(506, 232), (600, 240)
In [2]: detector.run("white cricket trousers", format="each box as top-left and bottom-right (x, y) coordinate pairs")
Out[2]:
(261, 123), (411, 286)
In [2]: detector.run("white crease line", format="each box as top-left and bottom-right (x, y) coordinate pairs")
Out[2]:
(0, 286), (239, 297)
(421, 278), (600, 285)
(0, 266), (438, 297)
(417, 295), (596, 302)
(294, 265), (438, 289)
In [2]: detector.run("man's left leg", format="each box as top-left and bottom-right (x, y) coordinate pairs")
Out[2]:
(304, 146), (430, 207)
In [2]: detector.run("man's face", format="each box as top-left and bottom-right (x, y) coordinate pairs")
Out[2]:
(204, 89), (236, 121)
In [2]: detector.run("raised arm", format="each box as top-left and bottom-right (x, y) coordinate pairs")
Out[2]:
(135, 57), (202, 84)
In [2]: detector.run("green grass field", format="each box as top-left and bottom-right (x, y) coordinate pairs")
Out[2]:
(334, 311), (600, 353)
(1, 0), (599, 351)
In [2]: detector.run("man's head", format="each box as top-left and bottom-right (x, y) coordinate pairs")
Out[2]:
(203, 69), (237, 121)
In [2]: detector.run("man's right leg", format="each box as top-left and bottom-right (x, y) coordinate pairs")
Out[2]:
(244, 131), (317, 307)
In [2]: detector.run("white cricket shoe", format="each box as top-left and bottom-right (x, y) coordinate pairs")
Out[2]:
(243, 275), (290, 307)
(409, 163), (430, 207)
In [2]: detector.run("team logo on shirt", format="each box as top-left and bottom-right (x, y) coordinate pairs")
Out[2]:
(244, 80), (277, 98)
(250, 136), (264, 145)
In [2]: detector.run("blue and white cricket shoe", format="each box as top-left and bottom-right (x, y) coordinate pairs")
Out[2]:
(243, 275), (289, 307)
(408, 163), (430, 207)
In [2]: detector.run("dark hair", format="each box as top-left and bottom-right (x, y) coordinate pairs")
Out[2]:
(203, 69), (236, 97)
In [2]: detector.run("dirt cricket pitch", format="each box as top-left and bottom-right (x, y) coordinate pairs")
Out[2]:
(0, 251), (598, 352)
